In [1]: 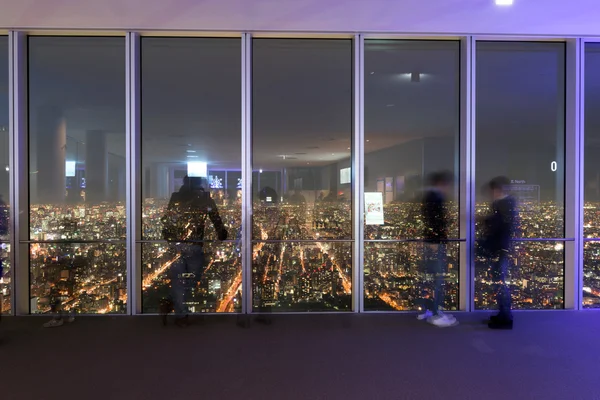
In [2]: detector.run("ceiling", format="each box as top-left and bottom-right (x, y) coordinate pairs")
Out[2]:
(1, 0), (599, 36)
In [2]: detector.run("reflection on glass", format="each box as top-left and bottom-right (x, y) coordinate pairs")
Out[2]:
(142, 242), (241, 313)
(29, 37), (126, 240)
(252, 241), (352, 312)
(28, 37), (126, 314)
(475, 42), (565, 309)
(252, 39), (353, 241)
(141, 38), (241, 313)
(0, 36), (8, 314)
(584, 241), (600, 308)
(0, 243), (10, 314)
(474, 241), (564, 310)
(364, 40), (460, 240)
(364, 242), (459, 311)
(476, 42), (565, 238)
(30, 243), (127, 314)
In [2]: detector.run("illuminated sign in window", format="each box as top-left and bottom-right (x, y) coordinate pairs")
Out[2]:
(340, 167), (351, 184)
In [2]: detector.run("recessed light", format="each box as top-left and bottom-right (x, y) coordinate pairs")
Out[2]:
(495, 0), (513, 5)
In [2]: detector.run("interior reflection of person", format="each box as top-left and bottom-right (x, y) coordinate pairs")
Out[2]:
(418, 171), (457, 328)
(481, 176), (517, 330)
(161, 176), (227, 327)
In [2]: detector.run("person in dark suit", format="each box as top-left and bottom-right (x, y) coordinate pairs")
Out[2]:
(482, 176), (518, 330)
(418, 171), (457, 327)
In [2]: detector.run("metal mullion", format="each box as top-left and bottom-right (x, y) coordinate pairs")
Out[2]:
(126, 32), (142, 315)
(241, 33), (252, 314)
(564, 38), (584, 310)
(352, 34), (364, 313)
(9, 31), (29, 315)
(459, 36), (475, 312)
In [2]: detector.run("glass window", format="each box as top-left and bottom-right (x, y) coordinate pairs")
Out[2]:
(140, 38), (242, 313)
(0, 36), (9, 314)
(28, 37), (127, 314)
(363, 40), (461, 311)
(583, 42), (600, 307)
(475, 42), (565, 310)
(252, 39), (353, 311)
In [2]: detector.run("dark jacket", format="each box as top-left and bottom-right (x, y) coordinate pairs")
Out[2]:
(422, 188), (448, 243)
(482, 195), (517, 255)
(162, 187), (227, 243)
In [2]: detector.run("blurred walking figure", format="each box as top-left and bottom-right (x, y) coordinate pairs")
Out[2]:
(161, 176), (227, 327)
(481, 176), (517, 330)
(418, 171), (457, 327)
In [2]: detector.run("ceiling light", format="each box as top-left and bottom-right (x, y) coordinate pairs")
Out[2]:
(495, 0), (513, 5)
(186, 150), (196, 153)
(187, 155), (198, 158)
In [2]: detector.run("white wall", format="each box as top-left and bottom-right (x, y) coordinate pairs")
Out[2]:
(0, 0), (599, 36)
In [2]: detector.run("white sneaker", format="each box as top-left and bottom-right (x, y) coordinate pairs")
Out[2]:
(427, 314), (457, 328)
(417, 310), (433, 320)
(43, 319), (64, 328)
(438, 310), (454, 319)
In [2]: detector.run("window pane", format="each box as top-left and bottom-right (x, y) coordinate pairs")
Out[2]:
(142, 242), (242, 313)
(362, 40), (460, 311)
(475, 42), (565, 310)
(364, 40), (460, 240)
(0, 36), (9, 314)
(28, 37), (126, 314)
(252, 39), (353, 240)
(252, 241), (352, 311)
(584, 241), (600, 308)
(252, 39), (353, 311)
(475, 241), (564, 310)
(140, 38), (241, 313)
(584, 43), (600, 307)
(365, 242), (459, 311)
(30, 243), (127, 314)
(476, 42), (565, 238)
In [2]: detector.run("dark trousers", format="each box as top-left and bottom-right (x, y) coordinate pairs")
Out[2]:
(491, 252), (512, 319)
(422, 243), (446, 315)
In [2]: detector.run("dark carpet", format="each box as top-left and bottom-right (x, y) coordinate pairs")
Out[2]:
(0, 312), (598, 400)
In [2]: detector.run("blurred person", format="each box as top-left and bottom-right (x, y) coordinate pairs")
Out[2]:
(417, 171), (457, 327)
(161, 176), (227, 327)
(481, 176), (517, 330)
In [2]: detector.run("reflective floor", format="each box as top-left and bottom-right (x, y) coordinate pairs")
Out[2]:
(0, 312), (596, 400)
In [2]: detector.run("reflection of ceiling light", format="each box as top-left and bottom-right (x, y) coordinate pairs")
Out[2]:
(259, 169), (263, 173)
(367, 140), (370, 142)
(4, 165), (8, 172)
(187, 161), (207, 178)
(186, 150), (196, 153)
(331, 153), (335, 156)
(495, 0), (513, 5)
(370, 71), (375, 75)
(347, 147), (350, 150)
(187, 155), (198, 158)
